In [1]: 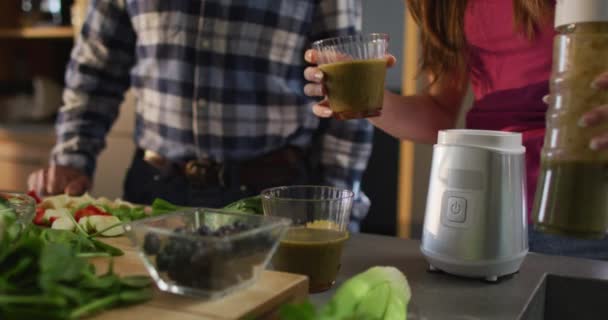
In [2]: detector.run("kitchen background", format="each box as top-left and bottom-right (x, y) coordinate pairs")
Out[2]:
(0, 0), (472, 238)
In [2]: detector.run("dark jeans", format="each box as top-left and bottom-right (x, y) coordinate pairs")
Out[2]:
(123, 150), (313, 208)
(529, 228), (608, 261)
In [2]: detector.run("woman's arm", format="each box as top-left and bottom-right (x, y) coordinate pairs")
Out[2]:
(369, 71), (469, 143)
(304, 50), (469, 144)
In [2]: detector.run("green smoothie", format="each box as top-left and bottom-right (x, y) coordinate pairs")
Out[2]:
(532, 160), (608, 239)
(532, 22), (608, 238)
(319, 58), (387, 120)
(272, 226), (349, 292)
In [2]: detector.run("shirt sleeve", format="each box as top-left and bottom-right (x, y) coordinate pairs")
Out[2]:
(51, 0), (136, 176)
(311, 0), (374, 226)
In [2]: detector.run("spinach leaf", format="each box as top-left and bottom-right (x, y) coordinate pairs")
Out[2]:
(0, 219), (152, 320)
(223, 196), (263, 215)
(151, 198), (185, 216)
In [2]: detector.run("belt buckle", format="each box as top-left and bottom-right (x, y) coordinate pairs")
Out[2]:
(184, 159), (225, 187)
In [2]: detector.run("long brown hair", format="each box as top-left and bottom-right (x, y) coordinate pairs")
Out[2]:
(407, 0), (552, 82)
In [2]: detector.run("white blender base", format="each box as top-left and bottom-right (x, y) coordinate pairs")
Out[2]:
(422, 247), (528, 282)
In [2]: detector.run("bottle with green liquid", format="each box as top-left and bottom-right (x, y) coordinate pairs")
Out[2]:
(532, 0), (608, 239)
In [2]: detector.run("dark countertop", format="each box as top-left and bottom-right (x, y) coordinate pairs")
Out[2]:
(309, 233), (608, 320)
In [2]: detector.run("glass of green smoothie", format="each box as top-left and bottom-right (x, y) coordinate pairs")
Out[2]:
(312, 33), (389, 120)
(261, 185), (354, 293)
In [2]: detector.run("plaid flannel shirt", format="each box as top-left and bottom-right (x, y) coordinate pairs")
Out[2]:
(52, 0), (373, 222)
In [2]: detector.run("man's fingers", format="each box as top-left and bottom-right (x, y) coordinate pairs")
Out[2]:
(64, 176), (90, 196)
(28, 170), (46, 196)
(46, 165), (68, 195)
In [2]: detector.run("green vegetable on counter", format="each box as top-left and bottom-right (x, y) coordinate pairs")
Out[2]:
(150, 198), (185, 216)
(223, 196), (263, 215)
(279, 266), (411, 320)
(150, 195), (263, 216)
(0, 218), (152, 320)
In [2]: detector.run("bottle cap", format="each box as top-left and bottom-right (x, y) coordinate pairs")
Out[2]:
(555, 0), (608, 28)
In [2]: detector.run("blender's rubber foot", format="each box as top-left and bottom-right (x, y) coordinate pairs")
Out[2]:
(484, 275), (499, 283)
(427, 265), (441, 273)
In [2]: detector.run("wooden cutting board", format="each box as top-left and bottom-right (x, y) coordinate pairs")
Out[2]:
(90, 237), (309, 320)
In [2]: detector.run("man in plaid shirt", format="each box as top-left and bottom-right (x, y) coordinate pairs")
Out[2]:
(28, 0), (373, 230)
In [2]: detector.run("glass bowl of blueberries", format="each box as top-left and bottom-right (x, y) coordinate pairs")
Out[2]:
(124, 207), (291, 299)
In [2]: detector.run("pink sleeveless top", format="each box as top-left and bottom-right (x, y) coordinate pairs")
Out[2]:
(464, 0), (554, 216)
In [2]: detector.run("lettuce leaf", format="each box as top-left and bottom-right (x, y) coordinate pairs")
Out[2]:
(280, 266), (411, 320)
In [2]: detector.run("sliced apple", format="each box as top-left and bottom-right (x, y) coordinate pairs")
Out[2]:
(87, 215), (124, 236)
(42, 208), (71, 224)
(51, 216), (76, 231)
(40, 194), (69, 209)
(78, 216), (93, 233)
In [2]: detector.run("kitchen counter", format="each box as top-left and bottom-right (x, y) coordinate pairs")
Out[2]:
(309, 233), (608, 320)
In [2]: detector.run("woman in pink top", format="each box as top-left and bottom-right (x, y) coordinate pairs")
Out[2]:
(304, 0), (608, 259)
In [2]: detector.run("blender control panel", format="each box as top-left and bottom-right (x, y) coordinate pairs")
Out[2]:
(447, 197), (467, 222)
(441, 191), (475, 228)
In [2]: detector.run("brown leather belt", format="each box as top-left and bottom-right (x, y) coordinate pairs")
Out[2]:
(142, 147), (304, 190)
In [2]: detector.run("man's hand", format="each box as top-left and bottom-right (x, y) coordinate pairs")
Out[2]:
(27, 165), (91, 196)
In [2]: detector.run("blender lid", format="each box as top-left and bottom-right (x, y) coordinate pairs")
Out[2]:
(437, 129), (525, 153)
(555, 0), (608, 28)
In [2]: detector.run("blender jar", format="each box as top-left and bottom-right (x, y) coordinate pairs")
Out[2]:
(532, 0), (608, 239)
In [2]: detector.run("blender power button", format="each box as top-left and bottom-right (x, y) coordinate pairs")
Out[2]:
(447, 197), (467, 223)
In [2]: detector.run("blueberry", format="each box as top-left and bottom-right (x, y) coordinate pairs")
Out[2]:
(214, 225), (233, 237)
(190, 241), (211, 267)
(232, 221), (248, 232)
(143, 233), (161, 255)
(197, 225), (212, 236)
(168, 252), (194, 284)
(172, 240), (194, 260)
(215, 240), (233, 254)
(156, 249), (172, 271)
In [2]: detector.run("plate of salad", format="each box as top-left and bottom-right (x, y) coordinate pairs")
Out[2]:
(30, 192), (149, 237)
(28, 191), (264, 238)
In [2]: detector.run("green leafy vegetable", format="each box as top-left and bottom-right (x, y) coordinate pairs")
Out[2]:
(280, 266), (411, 320)
(0, 219), (152, 320)
(39, 223), (123, 257)
(151, 198), (185, 216)
(103, 205), (147, 223)
(149, 195), (263, 216)
(223, 195), (263, 215)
